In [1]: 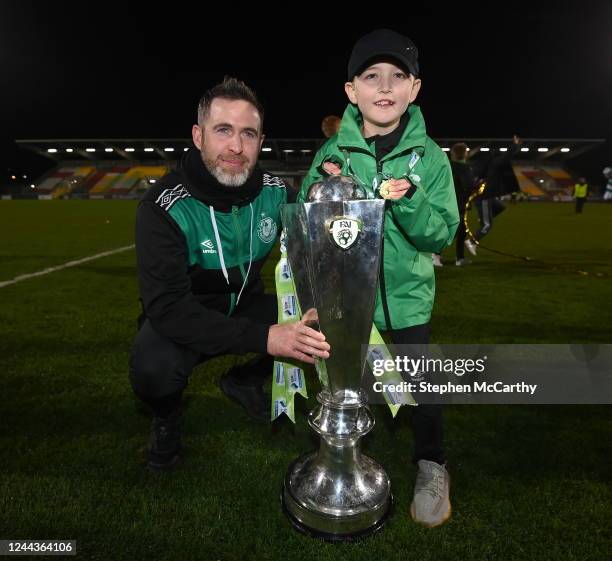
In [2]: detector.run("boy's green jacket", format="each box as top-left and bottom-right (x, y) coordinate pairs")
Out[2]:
(297, 103), (459, 330)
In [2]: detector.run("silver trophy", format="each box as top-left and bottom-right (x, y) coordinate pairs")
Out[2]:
(280, 175), (392, 540)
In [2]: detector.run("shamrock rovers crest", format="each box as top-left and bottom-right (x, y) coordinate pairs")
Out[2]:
(257, 216), (277, 243)
(329, 217), (361, 250)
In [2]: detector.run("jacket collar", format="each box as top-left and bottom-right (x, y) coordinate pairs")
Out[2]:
(337, 103), (427, 159)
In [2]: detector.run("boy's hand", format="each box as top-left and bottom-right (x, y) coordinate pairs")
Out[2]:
(380, 178), (412, 200)
(322, 161), (342, 176)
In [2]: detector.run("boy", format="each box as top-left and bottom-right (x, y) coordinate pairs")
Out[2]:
(298, 29), (459, 527)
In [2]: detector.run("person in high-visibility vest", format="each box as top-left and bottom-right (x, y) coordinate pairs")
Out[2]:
(573, 177), (589, 213)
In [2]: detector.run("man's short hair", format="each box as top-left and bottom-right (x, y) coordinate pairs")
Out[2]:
(197, 76), (264, 130)
(450, 142), (468, 161)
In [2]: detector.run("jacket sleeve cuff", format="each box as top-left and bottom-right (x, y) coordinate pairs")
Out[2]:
(404, 183), (417, 199)
(395, 183), (426, 208)
(317, 155), (343, 176)
(239, 321), (270, 355)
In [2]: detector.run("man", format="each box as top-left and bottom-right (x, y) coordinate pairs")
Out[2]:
(129, 77), (330, 471)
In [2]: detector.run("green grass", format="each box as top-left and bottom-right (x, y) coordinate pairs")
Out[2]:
(0, 200), (610, 560)
(0, 200), (137, 280)
(435, 203), (612, 342)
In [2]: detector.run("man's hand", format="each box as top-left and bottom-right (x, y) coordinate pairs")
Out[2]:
(380, 178), (411, 200)
(267, 322), (330, 364)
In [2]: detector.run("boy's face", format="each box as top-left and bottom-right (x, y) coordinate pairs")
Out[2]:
(344, 62), (421, 134)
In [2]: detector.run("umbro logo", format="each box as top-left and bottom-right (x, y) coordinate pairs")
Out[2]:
(201, 239), (216, 254)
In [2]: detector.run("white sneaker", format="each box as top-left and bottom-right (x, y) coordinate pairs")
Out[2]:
(432, 254), (443, 267)
(455, 258), (471, 266)
(410, 460), (451, 528)
(464, 239), (478, 256)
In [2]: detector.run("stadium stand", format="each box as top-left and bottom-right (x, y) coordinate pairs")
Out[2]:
(10, 138), (605, 201)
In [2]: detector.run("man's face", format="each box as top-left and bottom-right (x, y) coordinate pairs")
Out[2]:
(192, 98), (264, 187)
(344, 62), (421, 134)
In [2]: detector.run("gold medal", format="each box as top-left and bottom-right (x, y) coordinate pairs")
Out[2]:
(379, 180), (393, 199)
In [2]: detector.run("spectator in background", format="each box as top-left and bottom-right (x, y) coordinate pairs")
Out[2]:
(573, 177), (588, 213)
(449, 143), (478, 266)
(321, 115), (341, 138)
(603, 167), (612, 201)
(465, 135), (522, 256)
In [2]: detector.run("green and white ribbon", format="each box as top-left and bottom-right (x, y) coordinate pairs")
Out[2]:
(367, 325), (417, 415)
(271, 231), (308, 422)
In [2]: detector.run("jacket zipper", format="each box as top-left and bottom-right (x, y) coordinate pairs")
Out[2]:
(344, 145), (395, 331)
(232, 206), (247, 278)
(376, 159), (393, 331)
(227, 206), (247, 315)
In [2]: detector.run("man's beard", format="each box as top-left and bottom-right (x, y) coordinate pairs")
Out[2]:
(201, 152), (252, 188)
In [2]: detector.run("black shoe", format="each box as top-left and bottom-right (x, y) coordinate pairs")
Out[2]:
(147, 408), (182, 472)
(219, 369), (269, 424)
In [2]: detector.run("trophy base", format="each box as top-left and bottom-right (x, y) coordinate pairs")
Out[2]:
(281, 488), (393, 542)
(282, 452), (392, 541)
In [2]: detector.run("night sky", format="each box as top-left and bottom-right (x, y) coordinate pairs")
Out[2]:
(2, 2), (611, 181)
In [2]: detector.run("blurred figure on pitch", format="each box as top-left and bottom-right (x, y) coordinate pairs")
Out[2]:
(449, 142), (478, 266)
(465, 135), (522, 256)
(573, 177), (588, 213)
(603, 167), (612, 201)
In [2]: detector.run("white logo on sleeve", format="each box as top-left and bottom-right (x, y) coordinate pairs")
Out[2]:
(201, 240), (217, 254)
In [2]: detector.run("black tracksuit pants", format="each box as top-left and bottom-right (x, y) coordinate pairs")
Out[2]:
(389, 323), (445, 465)
(129, 294), (277, 417)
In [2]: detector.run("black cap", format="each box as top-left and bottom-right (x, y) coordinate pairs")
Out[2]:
(347, 29), (419, 80)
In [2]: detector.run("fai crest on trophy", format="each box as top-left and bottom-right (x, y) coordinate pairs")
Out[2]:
(329, 217), (361, 250)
